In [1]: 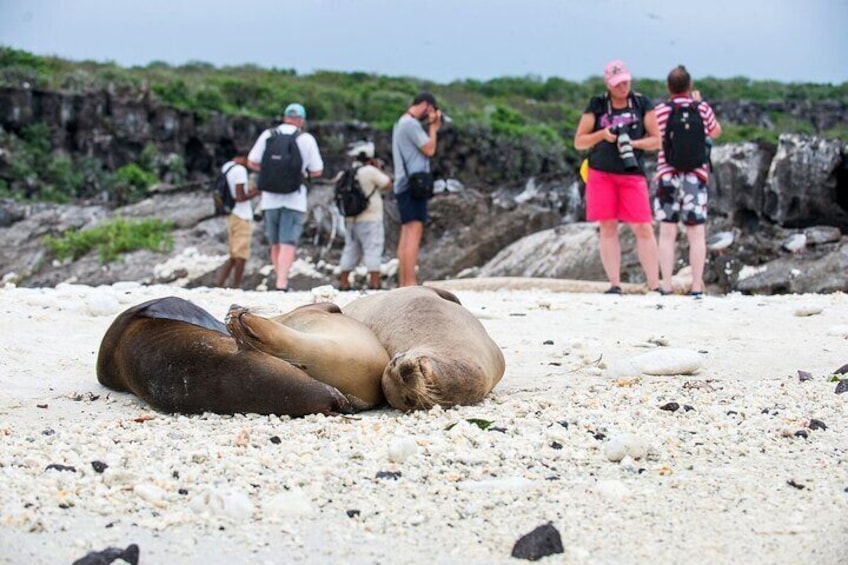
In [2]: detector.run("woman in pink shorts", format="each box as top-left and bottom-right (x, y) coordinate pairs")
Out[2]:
(574, 60), (661, 294)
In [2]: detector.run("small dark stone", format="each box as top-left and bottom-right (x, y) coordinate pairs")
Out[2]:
(808, 419), (827, 431)
(511, 523), (564, 561)
(593, 432), (606, 441)
(45, 463), (76, 473)
(550, 441), (563, 450)
(72, 543), (139, 565)
(794, 430), (809, 439)
(660, 402), (680, 412)
(797, 370), (813, 382)
(36, 404), (48, 409)
(727, 410), (738, 416)
(557, 420), (569, 429)
(178, 488), (188, 496)
(834, 363), (848, 375)
(683, 405), (695, 412)
(835, 380), (848, 394)
(761, 408), (770, 414)
(270, 436), (282, 444)
(42, 428), (56, 436)
(91, 461), (108, 474)
(542, 340), (554, 346)
(346, 509), (361, 518)
(786, 479), (805, 490)
(375, 471), (402, 480)
(488, 427), (507, 433)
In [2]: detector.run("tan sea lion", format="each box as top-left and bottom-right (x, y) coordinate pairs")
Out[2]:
(342, 286), (505, 411)
(96, 296), (354, 417)
(225, 302), (389, 409)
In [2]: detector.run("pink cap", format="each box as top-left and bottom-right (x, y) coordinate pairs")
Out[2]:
(605, 60), (632, 87)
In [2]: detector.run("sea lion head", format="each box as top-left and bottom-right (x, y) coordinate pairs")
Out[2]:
(381, 347), (488, 411)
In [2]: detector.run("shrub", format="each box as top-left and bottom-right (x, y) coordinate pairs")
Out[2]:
(43, 217), (174, 263)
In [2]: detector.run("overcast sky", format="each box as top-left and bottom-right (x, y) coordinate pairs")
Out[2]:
(1, 0), (846, 84)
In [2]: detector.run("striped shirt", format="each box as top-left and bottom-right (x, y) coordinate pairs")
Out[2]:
(655, 96), (718, 181)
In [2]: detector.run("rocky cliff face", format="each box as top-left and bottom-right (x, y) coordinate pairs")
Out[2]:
(2, 86), (846, 190)
(0, 86), (846, 294)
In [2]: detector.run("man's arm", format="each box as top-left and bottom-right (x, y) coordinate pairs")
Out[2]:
(419, 112), (442, 157)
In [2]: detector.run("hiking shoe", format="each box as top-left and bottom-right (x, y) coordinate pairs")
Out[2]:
(604, 286), (623, 295)
(689, 291), (704, 299)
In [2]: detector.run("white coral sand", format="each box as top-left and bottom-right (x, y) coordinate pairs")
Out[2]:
(0, 282), (846, 564)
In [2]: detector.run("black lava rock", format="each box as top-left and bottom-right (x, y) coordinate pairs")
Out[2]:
(808, 419), (827, 431)
(660, 402), (680, 412)
(72, 543), (139, 565)
(375, 471), (402, 480)
(45, 463), (76, 473)
(91, 461), (108, 474)
(511, 523), (564, 561)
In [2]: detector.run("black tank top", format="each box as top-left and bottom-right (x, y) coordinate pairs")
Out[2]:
(584, 92), (653, 175)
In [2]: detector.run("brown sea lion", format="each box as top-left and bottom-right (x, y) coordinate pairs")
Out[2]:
(342, 286), (505, 411)
(225, 302), (389, 409)
(96, 296), (353, 417)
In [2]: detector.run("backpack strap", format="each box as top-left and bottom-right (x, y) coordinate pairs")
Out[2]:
(352, 163), (379, 199)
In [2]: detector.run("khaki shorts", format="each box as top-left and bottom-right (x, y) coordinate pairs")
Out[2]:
(227, 214), (253, 259)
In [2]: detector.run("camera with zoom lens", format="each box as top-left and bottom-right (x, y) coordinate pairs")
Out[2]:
(610, 125), (640, 171)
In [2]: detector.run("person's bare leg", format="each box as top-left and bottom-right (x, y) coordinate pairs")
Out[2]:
(269, 243), (280, 282)
(632, 222), (660, 290)
(597, 220), (621, 288)
(397, 221), (423, 287)
(658, 223), (679, 293)
(368, 271), (381, 290)
(275, 243), (296, 290)
(687, 224), (707, 294)
(339, 271), (351, 291)
(216, 258), (234, 287)
(232, 258), (246, 289)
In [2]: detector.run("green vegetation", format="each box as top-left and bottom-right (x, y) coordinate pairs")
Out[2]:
(43, 218), (175, 263)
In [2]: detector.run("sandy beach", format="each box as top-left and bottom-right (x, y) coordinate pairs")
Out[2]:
(1, 282), (846, 564)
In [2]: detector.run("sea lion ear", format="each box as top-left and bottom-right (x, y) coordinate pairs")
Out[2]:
(427, 287), (462, 306)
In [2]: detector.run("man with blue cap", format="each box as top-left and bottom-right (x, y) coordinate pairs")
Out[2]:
(248, 103), (324, 291)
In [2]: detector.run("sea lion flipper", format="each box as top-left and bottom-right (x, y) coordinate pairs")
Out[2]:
(428, 287), (462, 306)
(307, 302), (343, 314)
(139, 296), (228, 335)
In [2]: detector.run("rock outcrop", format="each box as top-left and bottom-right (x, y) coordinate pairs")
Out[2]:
(1, 79), (847, 295)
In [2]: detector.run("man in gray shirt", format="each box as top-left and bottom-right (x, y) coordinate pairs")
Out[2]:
(391, 92), (443, 287)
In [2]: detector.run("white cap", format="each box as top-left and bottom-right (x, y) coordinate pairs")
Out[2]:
(347, 141), (375, 159)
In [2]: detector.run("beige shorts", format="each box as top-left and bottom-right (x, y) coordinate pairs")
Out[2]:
(227, 214), (253, 259)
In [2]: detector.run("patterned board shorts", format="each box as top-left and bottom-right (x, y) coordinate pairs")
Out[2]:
(653, 172), (708, 225)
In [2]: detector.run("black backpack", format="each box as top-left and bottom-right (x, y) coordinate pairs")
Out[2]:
(258, 129), (304, 194)
(212, 163), (238, 216)
(663, 101), (707, 171)
(334, 166), (375, 217)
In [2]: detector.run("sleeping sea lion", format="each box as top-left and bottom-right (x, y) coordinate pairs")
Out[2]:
(225, 302), (389, 409)
(96, 296), (353, 416)
(342, 286), (505, 411)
